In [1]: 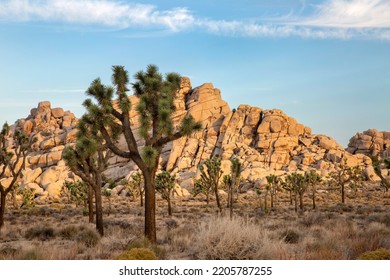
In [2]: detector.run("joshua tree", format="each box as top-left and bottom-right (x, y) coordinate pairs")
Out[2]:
(372, 157), (390, 192)
(126, 171), (144, 206)
(0, 123), (33, 229)
(265, 174), (282, 209)
(228, 158), (242, 219)
(63, 114), (111, 236)
(155, 171), (176, 216)
(284, 172), (306, 212)
(327, 160), (364, 204)
(198, 155), (224, 213)
(192, 178), (213, 204)
(304, 170), (322, 209)
(81, 65), (201, 242)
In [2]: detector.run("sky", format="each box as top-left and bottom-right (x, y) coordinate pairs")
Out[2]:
(0, 0), (389, 146)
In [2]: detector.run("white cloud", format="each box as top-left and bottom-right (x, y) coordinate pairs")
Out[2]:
(0, 0), (389, 40)
(292, 0), (390, 28)
(0, 0), (194, 31)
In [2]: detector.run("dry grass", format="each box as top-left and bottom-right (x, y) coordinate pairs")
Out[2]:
(0, 182), (389, 260)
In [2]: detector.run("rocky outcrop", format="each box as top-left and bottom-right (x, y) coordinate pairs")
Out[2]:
(2, 79), (375, 198)
(347, 129), (390, 158)
(103, 78), (372, 187)
(2, 102), (81, 198)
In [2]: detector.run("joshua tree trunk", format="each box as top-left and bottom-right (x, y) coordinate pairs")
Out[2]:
(312, 184), (316, 209)
(143, 169), (157, 243)
(214, 185), (222, 213)
(294, 192), (298, 213)
(264, 191), (268, 212)
(270, 191), (274, 208)
(94, 183), (104, 236)
(229, 185), (234, 220)
(167, 196), (172, 216)
(341, 184), (345, 204)
(206, 192), (210, 204)
(88, 185), (94, 223)
(299, 193), (304, 210)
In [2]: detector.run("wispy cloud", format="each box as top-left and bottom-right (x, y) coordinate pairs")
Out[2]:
(0, 0), (194, 31)
(293, 0), (390, 28)
(0, 0), (389, 40)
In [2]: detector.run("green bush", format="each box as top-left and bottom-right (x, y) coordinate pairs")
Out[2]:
(116, 248), (157, 260)
(127, 238), (165, 259)
(358, 248), (390, 260)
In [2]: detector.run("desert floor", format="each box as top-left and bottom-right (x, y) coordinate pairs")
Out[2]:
(0, 183), (389, 260)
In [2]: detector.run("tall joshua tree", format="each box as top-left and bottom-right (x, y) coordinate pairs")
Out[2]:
(82, 65), (201, 242)
(0, 123), (32, 229)
(63, 114), (111, 236)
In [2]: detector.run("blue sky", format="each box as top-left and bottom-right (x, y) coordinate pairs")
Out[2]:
(0, 0), (389, 146)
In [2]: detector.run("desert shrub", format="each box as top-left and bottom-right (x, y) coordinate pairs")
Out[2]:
(192, 216), (270, 260)
(59, 225), (79, 240)
(358, 248), (390, 260)
(116, 248), (157, 260)
(366, 213), (390, 227)
(300, 212), (324, 227)
(24, 225), (55, 241)
(76, 228), (100, 248)
(281, 229), (300, 244)
(127, 238), (165, 259)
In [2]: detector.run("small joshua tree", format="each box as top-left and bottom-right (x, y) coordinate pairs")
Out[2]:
(304, 170), (322, 209)
(327, 159), (364, 204)
(265, 174), (282, 209)
(198, 155), (223, 213)
(192, 178), (212, 204)
(372, 156), (390, 192)
(126, 171), (144, 206)
(284, 172), (306, 212)
(155, 171), (176, 216)
(0, 123), (33, 229)
(228, 158), (242, 219)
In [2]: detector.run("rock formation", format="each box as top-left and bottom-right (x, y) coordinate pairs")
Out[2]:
(0, 101), (79, 199)
(347, 129), (390, 158)
(1, 79), (377, 199)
